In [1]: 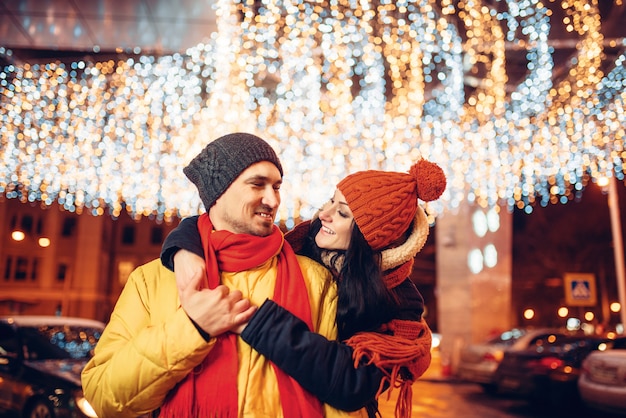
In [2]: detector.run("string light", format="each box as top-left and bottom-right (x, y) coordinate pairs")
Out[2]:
(0, 0), (624, 223)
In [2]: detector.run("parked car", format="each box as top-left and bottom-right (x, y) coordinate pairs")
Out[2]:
(457, 327), (558, 393)
(578, 344), (626, 416)
(493, 331), (625, 407)
(0, 315), (105, 418)
(549, 336), (626, 408)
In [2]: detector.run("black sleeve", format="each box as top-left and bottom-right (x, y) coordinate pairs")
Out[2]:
(160, 215), (203, 271)
(392, 279), (425, 322)
(241, 299), (385, 411)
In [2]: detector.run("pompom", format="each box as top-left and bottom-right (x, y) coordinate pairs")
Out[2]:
(409, 159), (446, 202)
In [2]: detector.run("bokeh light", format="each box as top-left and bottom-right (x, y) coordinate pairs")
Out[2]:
(0, 0), (624, 223)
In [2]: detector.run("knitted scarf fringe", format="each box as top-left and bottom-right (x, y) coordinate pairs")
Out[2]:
(345, 319), (432, 418)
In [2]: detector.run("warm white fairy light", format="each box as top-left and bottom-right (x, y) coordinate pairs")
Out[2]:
(0, 0), (624, 223)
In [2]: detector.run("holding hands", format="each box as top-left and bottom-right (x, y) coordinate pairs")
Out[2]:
(174, 249), (255, 337)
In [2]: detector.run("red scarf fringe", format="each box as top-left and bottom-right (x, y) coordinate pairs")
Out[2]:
(346, 319), (432, 418)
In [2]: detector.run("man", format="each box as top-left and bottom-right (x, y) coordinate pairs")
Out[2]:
(81, 132), (340, 417)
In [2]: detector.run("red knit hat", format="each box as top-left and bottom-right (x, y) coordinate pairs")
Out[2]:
(337, 159), (446, 251)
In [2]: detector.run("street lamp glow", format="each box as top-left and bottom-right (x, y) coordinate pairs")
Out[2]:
(610, 302), (621, 313)
(567, 318), (581, 330)
(483, 244), (498, 268)
(38, 237), (51, 248)
(468, 249), (484, 274)
(523, 308), (535, 320)
(472, 210), (488, 237)
(597, 176), (609, 188)
(11, 230), (25, 241)
(557, 307), (569, 317)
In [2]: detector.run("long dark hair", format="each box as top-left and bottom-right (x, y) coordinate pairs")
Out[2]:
(303, 218), (397, 341)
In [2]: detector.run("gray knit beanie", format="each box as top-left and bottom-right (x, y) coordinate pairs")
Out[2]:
(184, 132), (284, 210)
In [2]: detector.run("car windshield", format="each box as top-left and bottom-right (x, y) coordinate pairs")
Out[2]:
(19, 324), (102, 361)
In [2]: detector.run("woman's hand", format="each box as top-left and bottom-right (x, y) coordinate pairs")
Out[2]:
(231, 321), (249, 335)
(173, 249), (207, 292)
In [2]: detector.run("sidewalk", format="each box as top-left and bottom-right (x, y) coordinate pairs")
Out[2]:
(420, 350), (458, 383)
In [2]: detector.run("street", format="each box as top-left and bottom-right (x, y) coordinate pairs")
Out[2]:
(377, 352), (619, 418)
(1, 351), (619, 418)
(379, 379), (594, 418)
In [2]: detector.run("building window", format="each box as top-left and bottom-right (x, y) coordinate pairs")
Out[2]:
(122, 225), (135, 245)
(57, 263), (68, 282)
(20, 215), (33, 234)
(2, 257), (40, 282)
(15, 257), (28, 280)
(36, 218), (43, 235)
(150, 227), (164, 245)
(31, 258), (39, 280)
(3, 256), (12, 281)
(62, 217), (77, 237)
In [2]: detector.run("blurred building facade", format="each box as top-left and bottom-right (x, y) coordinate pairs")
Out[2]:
(0, 197), (178, 320)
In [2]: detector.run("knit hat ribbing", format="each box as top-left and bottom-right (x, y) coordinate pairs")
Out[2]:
(184, 132), (283, 210)
(337, 159), (446, 251)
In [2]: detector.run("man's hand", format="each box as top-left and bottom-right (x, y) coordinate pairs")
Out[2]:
(176, 253), (256, 337)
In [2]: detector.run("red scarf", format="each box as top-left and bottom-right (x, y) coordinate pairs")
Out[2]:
(160, 214), (324, 418)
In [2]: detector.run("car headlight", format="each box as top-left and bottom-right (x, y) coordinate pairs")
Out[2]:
(75, 393), (98, 418)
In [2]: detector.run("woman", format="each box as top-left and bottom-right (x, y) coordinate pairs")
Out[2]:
(161, 159), (446, 418)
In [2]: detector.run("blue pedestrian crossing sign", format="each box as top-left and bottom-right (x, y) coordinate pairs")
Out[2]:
(564, 273), (597, 307)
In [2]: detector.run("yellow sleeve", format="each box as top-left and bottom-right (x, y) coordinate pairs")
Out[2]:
(296, 255), (338, 340)
(81, 260), (214, 417)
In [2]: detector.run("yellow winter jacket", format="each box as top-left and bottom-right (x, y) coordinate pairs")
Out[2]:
(81, 257), (367, 418)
